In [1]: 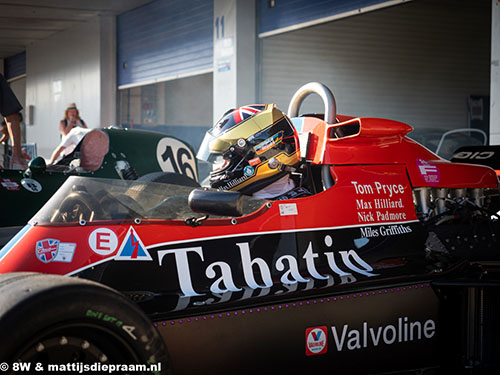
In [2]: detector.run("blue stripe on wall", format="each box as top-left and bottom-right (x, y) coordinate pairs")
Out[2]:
(118, 0), (213, 87)
(4, 52), (26, 80)
(258, 0), (403, 36)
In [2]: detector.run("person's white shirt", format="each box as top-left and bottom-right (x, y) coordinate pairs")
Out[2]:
(49, 127), (92, 165)
(60, 127), (92, 155)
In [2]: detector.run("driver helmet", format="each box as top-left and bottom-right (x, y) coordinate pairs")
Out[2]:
(197, 104), (300, 194)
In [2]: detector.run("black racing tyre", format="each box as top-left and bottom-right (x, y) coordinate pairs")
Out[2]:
(138, 172), (200, 188)
(0, 273), (169, 374)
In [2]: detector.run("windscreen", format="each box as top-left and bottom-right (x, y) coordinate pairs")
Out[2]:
(30, 176), (267, 225)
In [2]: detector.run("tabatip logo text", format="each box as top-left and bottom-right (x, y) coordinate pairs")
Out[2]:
(157, 235), (378, 297)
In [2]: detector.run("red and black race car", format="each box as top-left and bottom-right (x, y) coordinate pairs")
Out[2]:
(0, 83), (499, 374)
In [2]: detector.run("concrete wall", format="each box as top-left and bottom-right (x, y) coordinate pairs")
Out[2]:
(492, 0), (500, 145)
(100, 16), (117, 130)
(163, 73), (213, 126)
(213, 0), (256, 123)
(9, 77), (26, 143)
(25, 18), (106, 159)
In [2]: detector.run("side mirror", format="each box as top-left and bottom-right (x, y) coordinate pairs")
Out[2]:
(28, 156), (47, 174)
(188, 189), (243, 217)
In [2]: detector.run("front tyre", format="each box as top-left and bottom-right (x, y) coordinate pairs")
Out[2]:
(0, 273), (169, 374)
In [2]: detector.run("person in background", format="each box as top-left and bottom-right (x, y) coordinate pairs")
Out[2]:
(0, 73), (27, 169)
(0, 119), (8, 168)
(0, 118), (8, 144)
(59, 103), (87, 137)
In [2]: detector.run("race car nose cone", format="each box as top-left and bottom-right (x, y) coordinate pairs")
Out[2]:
(28, 156), (46, 173)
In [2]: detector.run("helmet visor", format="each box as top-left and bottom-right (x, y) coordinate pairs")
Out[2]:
(197, 131), (222, 163)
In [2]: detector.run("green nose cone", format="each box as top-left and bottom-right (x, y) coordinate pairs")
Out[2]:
(28, 156), (47, 173)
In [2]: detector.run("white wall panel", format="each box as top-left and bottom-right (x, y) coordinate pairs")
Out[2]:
(9, 78), (26, 143)
(260, 0), (490, 135)
(26, 19), (101, 158)
(491, 0), (500, 145)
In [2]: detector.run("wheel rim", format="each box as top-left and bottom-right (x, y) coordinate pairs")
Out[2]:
(14, 322), (140, 364)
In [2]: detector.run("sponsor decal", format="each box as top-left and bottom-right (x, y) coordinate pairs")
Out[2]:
(36, 239), (76, 263)
(306, 326), (328, 356)
(53, 242), (77, 263)
(157, 235), (378, 297)
(416, 159), (440, 185)
(254, 131), (283, 155)
(453, 151), (495, 160)
(21, 178), (42, 193)
(86, 309), (138, 340)
(89, 228), (118, 256)
(0, 178), (20, 191)
(217, 61), (231, 72)
(248, 157), (261, 166)
(36, 239), (59, 263)
(331, 317), (436, 351)
(221, 174), (249, 190)
(116, 227), (152, 261)
(279, 203), (298, 216)
(243, 165), (255, 177)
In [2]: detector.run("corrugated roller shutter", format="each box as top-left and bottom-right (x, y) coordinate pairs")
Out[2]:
(258, 0), (410, 37)
(118, 0), (213, 88)
(260, 0), (490, 132)
(4, 52), (26, 80)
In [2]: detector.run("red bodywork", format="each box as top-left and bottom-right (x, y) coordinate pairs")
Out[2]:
(1, 115), (497, 277)
(2, 163), (416, 275)
(1, 112), (499, 374)
(301, 115), (497, 188)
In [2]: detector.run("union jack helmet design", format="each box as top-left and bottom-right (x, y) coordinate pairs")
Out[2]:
(212, 105), (266, 136)
(197, 104), (299, 194)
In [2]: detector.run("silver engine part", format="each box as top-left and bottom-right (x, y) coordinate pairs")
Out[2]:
(413, 187), (492, 221)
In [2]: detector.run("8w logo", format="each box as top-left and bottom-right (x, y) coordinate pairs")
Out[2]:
(305, 326), (328, 356)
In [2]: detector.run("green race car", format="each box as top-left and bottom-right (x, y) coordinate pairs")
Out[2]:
(0, 127), (199, 245)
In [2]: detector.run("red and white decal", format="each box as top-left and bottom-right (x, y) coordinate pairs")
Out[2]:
(348, 168), (413, 224)
(88, 228), (118, 256)
(248, 157), (261, 166)
(306, 326), (328, 356)
(35, 239), (76, 263)
(0, 178), (20, 191)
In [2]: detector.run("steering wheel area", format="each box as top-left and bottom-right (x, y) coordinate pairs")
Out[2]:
(50, 191), (104, 223)
(287, 82), (337, 190)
